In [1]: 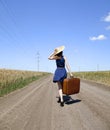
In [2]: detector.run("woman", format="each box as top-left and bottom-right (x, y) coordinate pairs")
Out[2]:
(48, 46), (72, 107)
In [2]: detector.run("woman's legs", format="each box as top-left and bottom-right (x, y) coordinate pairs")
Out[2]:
(57, 82), (64, 106)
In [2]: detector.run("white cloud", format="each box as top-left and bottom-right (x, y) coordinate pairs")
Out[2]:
(89, 34), (107, 41)
(106, 26), (110, 30)
(103, 12), (110, 22)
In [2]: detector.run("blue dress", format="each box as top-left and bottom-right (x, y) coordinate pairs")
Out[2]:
(53, 56), (67, 83)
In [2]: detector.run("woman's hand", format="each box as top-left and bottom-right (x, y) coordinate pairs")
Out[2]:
(70, 72), (73, 77)
(70, 72), (74, 78)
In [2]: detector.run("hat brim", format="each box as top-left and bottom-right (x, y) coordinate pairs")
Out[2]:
(51, 46), (65, 56)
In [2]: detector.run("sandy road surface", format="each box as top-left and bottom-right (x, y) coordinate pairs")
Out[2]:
(0, 75), (110, 130)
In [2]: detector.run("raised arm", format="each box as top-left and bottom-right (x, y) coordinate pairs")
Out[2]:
(64, 56), (73, 77)
(48, 54), (59, 60)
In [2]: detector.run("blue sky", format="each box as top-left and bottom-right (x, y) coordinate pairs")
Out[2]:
(0, 0), (110, 72)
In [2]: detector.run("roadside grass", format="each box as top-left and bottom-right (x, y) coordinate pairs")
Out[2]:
(0, 69), (50, 97)
(73, 71), (110, 86)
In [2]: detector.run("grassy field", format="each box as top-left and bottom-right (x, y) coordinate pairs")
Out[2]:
(0, 69), (50, 97)
(1, 69), (110, 97)
(73, 71), (110, 86)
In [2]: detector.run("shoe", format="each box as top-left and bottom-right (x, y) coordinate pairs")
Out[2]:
(60, 101), (64, 107)
(57, 97), (61, 103)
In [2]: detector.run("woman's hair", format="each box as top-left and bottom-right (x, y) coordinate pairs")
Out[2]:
(55, 51), (63, 57)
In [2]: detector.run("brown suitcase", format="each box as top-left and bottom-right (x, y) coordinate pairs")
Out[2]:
(62, 78), (80, 95)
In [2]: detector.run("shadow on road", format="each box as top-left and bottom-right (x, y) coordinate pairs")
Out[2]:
(63, 95), (81, 105)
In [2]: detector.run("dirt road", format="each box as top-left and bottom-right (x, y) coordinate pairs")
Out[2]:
(0, 75), (110, 130)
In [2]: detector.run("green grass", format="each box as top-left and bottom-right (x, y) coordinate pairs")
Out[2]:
(0, 69), (50, 97)
(0, 76), (40, 96)
(73, 71), (110, 86)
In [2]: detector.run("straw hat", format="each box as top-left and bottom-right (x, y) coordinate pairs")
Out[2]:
(51, 45), (65, 56)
